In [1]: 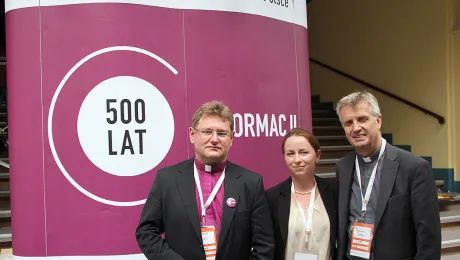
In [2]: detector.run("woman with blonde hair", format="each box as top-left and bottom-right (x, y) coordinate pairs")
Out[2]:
(266, 128), (338, 260)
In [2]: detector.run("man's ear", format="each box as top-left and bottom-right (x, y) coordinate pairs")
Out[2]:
(189, 127), (195, 144)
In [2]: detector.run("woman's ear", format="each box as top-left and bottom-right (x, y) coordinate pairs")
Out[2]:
(315, 150), (321, 162)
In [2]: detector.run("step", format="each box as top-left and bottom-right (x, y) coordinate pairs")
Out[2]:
(0, 209), (10, 219)
(0, 173), (8, 181)
(441, 254), (460, 260)
(314, 126), (342, 130)
(442, 226), (460, 248)
(0, 166), (8, 174)
(0, 160), (8, 171)
(313, 126), (344, 136)
(440, 209), (460, 224)
(312, 110), (338, 119)
(311, 102), (334, 110)
(0, 227), (10, 243)
(321, 145), (353, 159)
(439, 193), (460, 202)
(439, 195), (460, 211)
(312, 118), (341, 126)
(312, 110), (330, 115)
(316, 172), (336, 179)
(316, 159), (339, 173)
(317, 158), (340, 165)
(313, 118), (340, 122)
(317, 136), (347, 140)
(0, 191), (9, 198)
(316, 135), (350, 146)
(321, 145), (353, 151)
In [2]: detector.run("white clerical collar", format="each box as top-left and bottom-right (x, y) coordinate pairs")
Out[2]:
(363, 157), (372, 163)
(359, 145), (382, 163)
(194, 158), (226, 173)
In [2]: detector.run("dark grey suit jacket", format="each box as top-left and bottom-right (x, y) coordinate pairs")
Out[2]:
(266, 176), (338, 260)
(135, 158), (275, 260)
(336, 143), (441, 260)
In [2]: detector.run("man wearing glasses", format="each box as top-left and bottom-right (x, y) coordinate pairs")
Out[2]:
(136, 101), (275, 260)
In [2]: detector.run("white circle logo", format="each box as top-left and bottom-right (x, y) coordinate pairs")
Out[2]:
(48, 46), (178, 206)
(77, 76), (174, 177)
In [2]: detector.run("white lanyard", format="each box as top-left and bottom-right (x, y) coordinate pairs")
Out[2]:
(355, 138), (387, 215)
(291, 181), (317, 244)
(194, 163), (226, 225)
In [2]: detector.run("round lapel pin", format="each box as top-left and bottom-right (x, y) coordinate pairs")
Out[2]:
(226, 198), (236, 208)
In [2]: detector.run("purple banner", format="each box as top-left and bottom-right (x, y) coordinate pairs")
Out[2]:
(6, 1), (310, 258)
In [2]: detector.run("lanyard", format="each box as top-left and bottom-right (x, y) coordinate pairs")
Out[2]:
(194, 163), (226, 225)
(291, 181), (317, 244)
(355, 138), (387, 216)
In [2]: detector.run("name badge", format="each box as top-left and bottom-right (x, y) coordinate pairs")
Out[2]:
(201, 226), (217, 260)
(294, 253), (318, 260)
(350, 222), (374, 259)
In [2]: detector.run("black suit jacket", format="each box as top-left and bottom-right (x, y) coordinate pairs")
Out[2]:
(265, 176), (338, 260)
(135, 158), (275, 260)
(336, 143), (441, 260)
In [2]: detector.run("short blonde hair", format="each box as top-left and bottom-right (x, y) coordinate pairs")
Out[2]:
(192, 101), (234, 131)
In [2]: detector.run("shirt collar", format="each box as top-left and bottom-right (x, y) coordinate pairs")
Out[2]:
(358, 144), (382, 164)
(194, 157), (226, 174)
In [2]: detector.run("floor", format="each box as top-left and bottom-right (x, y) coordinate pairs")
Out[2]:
(0, 248), (11, 260)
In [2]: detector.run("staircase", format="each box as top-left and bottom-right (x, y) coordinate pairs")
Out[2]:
(0, 45), (11, 256)
(311, 95), (460, 259)
(0, 103), (10, 254)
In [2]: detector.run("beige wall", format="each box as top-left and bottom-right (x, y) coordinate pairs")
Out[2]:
(451, 0), (460, 179)
(307, 0), (454, 172)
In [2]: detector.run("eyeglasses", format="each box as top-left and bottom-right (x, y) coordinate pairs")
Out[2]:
(194, 128), (231, 139)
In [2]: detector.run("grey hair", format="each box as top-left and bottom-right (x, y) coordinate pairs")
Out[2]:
(336, 91), (381, 120)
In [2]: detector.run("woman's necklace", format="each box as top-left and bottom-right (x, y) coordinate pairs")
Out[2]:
(294, 190), (313, 195)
